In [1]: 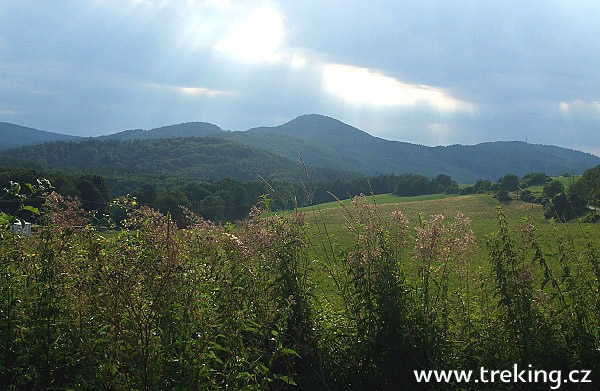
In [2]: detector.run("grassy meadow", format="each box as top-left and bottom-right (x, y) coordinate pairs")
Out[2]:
(1, 189), (599, 390)
(279, 191), (599, 259)
(273, 192), (600, 305)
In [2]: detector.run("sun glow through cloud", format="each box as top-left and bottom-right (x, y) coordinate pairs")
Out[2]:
(213, 7), (285, 63)
(322, 63), (474, 112)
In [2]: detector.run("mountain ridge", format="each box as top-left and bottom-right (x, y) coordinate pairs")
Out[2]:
(0, 122), (81, 149)
(98, 122), (223, 140)
(1, 114), (598, 182)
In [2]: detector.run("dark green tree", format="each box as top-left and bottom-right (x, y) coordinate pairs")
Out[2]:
(154, 191), (191, 220)
(543, 180), (564, 199)
(77, 178), (106, 213)
(499, 174), (519, 192)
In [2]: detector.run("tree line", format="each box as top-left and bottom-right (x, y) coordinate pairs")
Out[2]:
(2, 165), (600, 224)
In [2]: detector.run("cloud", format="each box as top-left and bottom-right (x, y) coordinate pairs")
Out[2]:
(1, 0), (600, 154)
(183, 0), (232, 9)
(0, 105), (19, 115)
(559, 100), (600, 115)
(214, 7), (286, 63)
(145, 82), (233, 97)
(290, 54), (307, 69)
(321, 63), (474, 112)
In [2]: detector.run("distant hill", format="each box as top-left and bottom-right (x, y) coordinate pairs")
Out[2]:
(224, 115), (600, 182)
(0, 137), (352, 182)
(0, 122), (80, 149)
(1, 115), (598, 182)
(100, 122), (223, 140)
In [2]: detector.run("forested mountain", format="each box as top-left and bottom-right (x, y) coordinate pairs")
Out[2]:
(99, 121), (223, 140)
(0, 122), (80, 149)
(232, 115), (600, 182)
(432, 141), (599, 181)
(2, 114), (599, 182)
(0, 137), (352, 182)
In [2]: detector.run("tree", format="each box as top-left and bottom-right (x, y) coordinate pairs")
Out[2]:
(77, 178), (106, 213)
(494, 189), (512, 201)
(434, 174), (458, 193)
(520, 190), (538, 203)
(574, 165), (600, 207)
(133, 184), (157, 205)
(543, 191), (587, 221)
(199, 195), (225, 221)
(521, 172), (550, 187)
(474, 179), (492, 193)
(543, 180), (564, 199)
(499, 174), (519, 192)
(394, 174), (441, 197)
(154, 191), (191, 221)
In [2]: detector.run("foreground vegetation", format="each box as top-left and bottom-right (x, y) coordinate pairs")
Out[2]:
(1, 186), (599, 389)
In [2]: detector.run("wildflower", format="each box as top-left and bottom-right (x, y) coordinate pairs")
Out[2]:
(521, 221), (536, 244)
(44, 191), (91, 229)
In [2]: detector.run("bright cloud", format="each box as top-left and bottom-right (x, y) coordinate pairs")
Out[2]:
(559, 100), (600, 114)
(290, 54), (307, 69)
(146, 82), (232, 97)
(177, 86), (231, 96)
(214, 7), (285, 63)
(192, 0), (232, 9)
(322, 63), (474, 112)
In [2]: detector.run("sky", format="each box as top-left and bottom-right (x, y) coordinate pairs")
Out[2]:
(1, 0), (600, 155)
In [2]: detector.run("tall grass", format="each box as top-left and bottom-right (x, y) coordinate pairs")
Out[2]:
(0, 192), (599, 389)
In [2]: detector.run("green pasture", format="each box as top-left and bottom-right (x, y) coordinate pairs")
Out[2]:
(270, 192), (600, 302)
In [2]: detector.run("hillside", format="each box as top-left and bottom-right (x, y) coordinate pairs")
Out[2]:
(99, 122), (223, 140)
(231, 114), (600, 182)
(1, 115), (599, 182)
(0, 137), (352, 182)
(0, 122), (80, 149)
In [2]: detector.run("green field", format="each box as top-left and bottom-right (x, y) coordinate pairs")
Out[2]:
(277, 192), (597, 251)
(524, 175), (580, 197)
(271, 192), (600, 302)
(291, 192), (460, 212)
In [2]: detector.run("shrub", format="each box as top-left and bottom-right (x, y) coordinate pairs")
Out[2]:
(543, 180), (564, 199)
(494, 189), (512, 201)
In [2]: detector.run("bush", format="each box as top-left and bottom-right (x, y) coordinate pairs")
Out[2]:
(543, 180), (564, 199)
(499, 174), (519, 191)
(520, 190), (539, 203)
(521, 172), (551, 187)
(494, 189), (512, 201)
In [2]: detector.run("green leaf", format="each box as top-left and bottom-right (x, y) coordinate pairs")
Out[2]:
(280, 348), (300, 358)
(23, 205), (40, 215)
(275, 375), (297, 385)
(0, 212), (13, 226)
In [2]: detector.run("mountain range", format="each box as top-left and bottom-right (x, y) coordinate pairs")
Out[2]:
(1, 115), (599, 183)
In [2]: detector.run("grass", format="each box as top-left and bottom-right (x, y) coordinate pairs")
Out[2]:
(292, 192), (459, 212)
(274, 192), (599, 258)
(4, 188), (599, 388)
(270, 192), (600, 303)
(524, 175), (580, 197)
